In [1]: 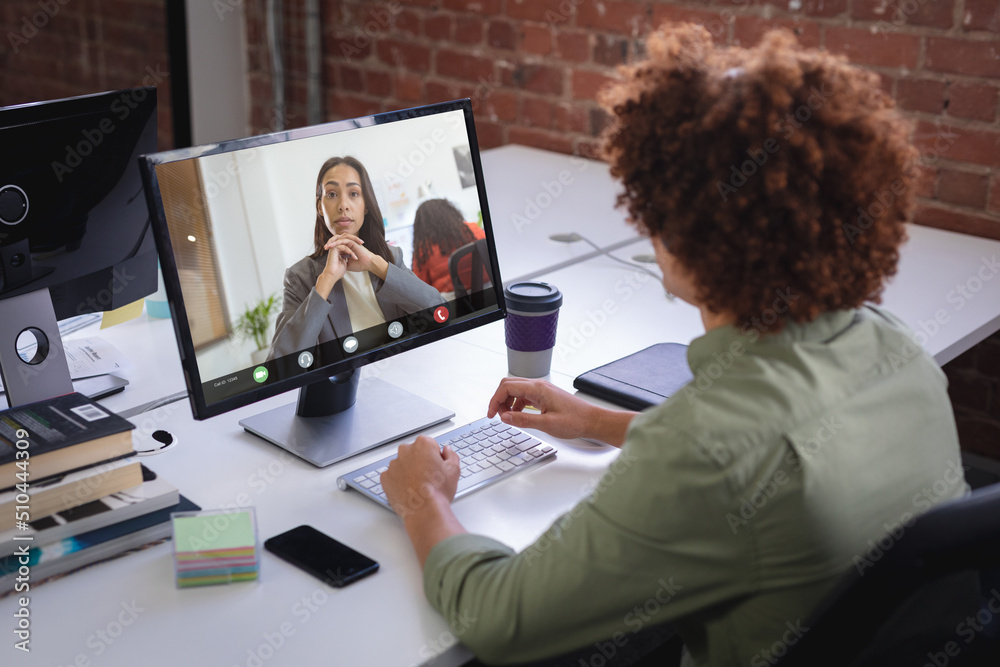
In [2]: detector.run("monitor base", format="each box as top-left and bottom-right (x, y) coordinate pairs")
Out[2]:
(239, 377), (455, 468)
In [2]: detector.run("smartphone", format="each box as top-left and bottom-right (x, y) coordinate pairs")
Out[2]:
(264, 525), (379, 587)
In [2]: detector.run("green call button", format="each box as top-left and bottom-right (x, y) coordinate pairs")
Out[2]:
(253, 366), (268, 383)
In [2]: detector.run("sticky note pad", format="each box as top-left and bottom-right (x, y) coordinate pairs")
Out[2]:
(172, 508), (259, 588)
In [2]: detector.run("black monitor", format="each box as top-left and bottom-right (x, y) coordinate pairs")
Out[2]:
(140, 99), (505, 467)
(0, 88), (159, 407)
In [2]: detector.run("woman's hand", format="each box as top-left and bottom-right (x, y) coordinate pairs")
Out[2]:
(315, 236), (357, 300)
(486, 378), (637, 447)
(327, 233), (389, 280)
(381, 436), (460, 518)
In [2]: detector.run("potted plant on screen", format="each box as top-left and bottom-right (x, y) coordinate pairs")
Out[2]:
(233, 293), (281, 365)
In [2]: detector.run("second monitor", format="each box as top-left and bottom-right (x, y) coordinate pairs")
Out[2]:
(140, 99), (505, 466)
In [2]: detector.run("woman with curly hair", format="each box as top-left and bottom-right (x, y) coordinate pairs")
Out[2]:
(381, 24), (967, 666)
(411, 198), (486, 296)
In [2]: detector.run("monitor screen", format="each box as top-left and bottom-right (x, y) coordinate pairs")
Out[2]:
(0, 88), (158, 319)
(141, 99), (504, 426)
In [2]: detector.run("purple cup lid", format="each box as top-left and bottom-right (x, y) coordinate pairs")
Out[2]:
(504, 282), (563, 313)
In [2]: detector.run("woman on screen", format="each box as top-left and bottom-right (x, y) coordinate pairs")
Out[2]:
(268, 156), (443, 360)
(411, 198), (486, 297)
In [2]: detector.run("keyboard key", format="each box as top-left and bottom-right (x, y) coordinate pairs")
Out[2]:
(510, 456), (526, 466)
(494, 424), (511, 432)
(365, 471), (379, 479)
(460, 468), (472, 478)
(473, 452), (487, 461)
(376, 466), (388, 474)
(353, 475), (367, 484)
(515, 441), (535, 452)
(486, 455), (503, 466)
(470, 444), (483, 453)
(467, 463), (482, 473)
(497, 461), (514, 472)
(360, 479), (376, 488)
(511, 433), (531, 444)
(372, 484), (383, 495)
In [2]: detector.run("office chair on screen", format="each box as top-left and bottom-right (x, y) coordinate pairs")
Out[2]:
(449, 238), (492, 299)
(773, 482), (1000, 667)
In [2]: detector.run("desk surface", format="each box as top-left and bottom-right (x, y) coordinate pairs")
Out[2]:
(3, 146), (1000, 666)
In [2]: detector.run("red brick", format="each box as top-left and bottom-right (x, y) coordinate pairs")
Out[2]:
(522, 97), (555, 129)
(329, 92), (381, 120)
(945, 367), (993, 412)
(896, 78), (947, 114)
(757, 0), (847, 17)
(455, 15), (484, 45)
(915, 165), (938, 198)
(436, 48), (493, 82)
(504, 63), (565, 95)
(947, 83), (999, 122)
(395, 72), (423, 102)
(652, 5), (729, 44)
(825, 27), (920, 69)
(963, 0), (1000, 33)
(593, 34), (629, 67)
(475, 120), (504, 149)
(852, 0), (954, 29)
(426, 79), (458, 103)
(377, 39), (431, 71)
(732, 16), (822, 49)
(990, 174), (1000, 213)
(938, 170), (989, 209)
(488, 20), (517, 50)
(557, 103), (590, 134)
(425, 14), (452, 40)
(556, 30), (590, 62)
(926, 38), (1000, 79)
(394, 9), (421, 37)
(571, 69), (618, 101)
(917, 121), (1000, 167)
(509, 126), (574, 154)
(913, 204), (1000, 239)
(338, 64), (364, 92)
(367, 69), (392, 97)
(507, 0), (568, 24)
(442, 0), (502, 12)
(955, 415), (1000, 459)
(522, 24), (553, 56)
(482, 89), (518, 122)
(577, 1), (649, 35)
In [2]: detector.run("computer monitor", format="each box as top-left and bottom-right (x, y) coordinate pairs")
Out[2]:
(0, 88), (159, 407)
(140, 99), (505, 467)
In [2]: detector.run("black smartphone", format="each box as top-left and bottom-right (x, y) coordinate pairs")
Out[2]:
(264, 525), (379, 587)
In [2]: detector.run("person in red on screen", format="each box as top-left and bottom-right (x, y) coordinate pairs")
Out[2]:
(411, 198), (486, 298)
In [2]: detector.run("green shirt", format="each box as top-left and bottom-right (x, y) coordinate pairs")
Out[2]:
(423, 307), (966, 666)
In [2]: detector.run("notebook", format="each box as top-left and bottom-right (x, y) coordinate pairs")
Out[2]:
(573, 343), (693, 410)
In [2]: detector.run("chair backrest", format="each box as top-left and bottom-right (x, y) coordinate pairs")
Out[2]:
(448, 238), (491, 299)
(776, 482), (1000, 667)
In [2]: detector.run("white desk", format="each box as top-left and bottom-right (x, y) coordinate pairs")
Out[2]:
(3, 147), (1000, 666)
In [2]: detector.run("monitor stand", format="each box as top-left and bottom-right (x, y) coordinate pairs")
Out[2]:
(239, 370), (454, 468)
(0, 289), (74, 408)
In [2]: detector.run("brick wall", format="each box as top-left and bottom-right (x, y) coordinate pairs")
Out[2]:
(246, 0), (1000, 240)
(946, 331), (1000, 460)
(0, 0), (174, 150)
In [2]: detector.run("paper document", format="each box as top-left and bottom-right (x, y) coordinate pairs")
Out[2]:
(0, 336), (130, 393)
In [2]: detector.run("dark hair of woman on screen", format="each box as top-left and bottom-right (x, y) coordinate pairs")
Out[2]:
(411, 198), (485, 295)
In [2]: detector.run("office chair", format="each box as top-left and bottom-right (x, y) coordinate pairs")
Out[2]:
(449, 238), (492, 299)
(774, 482), (1000, 667)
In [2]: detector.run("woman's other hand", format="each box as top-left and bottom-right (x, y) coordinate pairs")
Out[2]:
(486, 378), (637, 447)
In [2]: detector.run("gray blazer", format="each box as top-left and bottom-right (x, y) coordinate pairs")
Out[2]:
(267, 246), (443, 360)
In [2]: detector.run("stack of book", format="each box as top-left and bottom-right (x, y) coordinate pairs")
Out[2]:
(0, 392), (197, 592)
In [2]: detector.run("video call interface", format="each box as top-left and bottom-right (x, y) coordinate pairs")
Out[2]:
(153, 108), (500, 405)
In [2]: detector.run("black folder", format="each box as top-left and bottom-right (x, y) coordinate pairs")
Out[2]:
(573, 343), (693, 410)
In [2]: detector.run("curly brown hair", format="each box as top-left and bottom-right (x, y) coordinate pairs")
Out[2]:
(600, 24), (917, 329)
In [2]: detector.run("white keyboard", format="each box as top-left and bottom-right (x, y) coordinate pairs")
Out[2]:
(336, 417), (556, 509)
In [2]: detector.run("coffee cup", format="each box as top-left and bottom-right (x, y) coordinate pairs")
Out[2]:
(503, 281), (563, 378)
